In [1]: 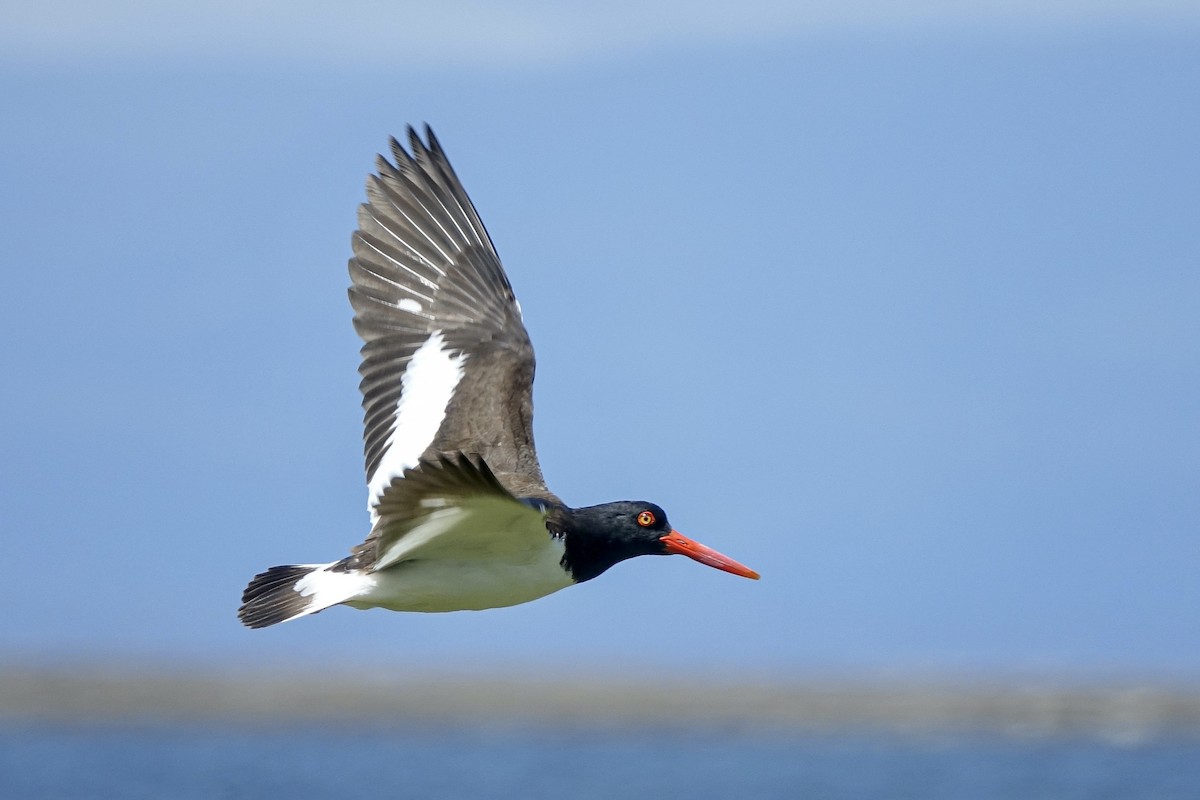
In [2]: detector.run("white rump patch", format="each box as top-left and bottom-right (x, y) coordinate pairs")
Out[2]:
(367, 330), (467, 515)
(397, 298), (422, 314)
(293, 563), (376, 614)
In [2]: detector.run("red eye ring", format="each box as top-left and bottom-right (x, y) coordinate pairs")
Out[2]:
(637, 511), (656, 527)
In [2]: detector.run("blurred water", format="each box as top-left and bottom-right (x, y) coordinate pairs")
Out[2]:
(1, 724), (1197, 799)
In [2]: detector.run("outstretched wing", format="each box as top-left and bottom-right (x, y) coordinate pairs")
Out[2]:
(348, 126), (552, 518)
(347, 453), (554, 572)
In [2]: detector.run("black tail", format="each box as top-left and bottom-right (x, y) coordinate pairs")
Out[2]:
(238, 565), (320, 629)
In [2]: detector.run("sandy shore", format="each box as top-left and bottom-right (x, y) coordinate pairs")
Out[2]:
(3, 665), (1199, 737)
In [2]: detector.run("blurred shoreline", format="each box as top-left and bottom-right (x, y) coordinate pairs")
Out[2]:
(3, 664), (1199, 738)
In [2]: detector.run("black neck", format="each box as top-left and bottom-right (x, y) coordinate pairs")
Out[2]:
(551, 505), (650, 583)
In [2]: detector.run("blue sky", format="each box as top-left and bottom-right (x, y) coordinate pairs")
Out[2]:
(1, 2), (1197, 679)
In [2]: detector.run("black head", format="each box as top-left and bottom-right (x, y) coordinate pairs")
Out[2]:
(555, 501), (759, 584)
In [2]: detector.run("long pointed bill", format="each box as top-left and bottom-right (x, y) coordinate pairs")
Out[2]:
(660, 530), (760, 580)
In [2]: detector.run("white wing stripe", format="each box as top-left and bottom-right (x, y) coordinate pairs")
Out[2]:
(367, 331), (467, 517)
(374, 507), (468, 569)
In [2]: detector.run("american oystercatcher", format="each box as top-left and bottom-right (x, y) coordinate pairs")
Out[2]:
(238, 127), (759, 629)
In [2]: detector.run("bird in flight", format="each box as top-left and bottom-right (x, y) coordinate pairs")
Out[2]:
(238, 127), (759, 629)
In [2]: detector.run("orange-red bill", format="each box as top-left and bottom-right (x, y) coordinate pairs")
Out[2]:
(660, 530), (760, 580)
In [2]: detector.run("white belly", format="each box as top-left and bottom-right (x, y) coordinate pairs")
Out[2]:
(348, 536), (575, 613)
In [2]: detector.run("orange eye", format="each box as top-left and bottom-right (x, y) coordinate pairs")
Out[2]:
(637, 511), (656, 527)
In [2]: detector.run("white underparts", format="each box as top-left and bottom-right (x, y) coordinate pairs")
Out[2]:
(358, 536), (574, 612)
(373, 507), (471, 569)
(367, 330), (467, 516)
(364, 496), (575, 611)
